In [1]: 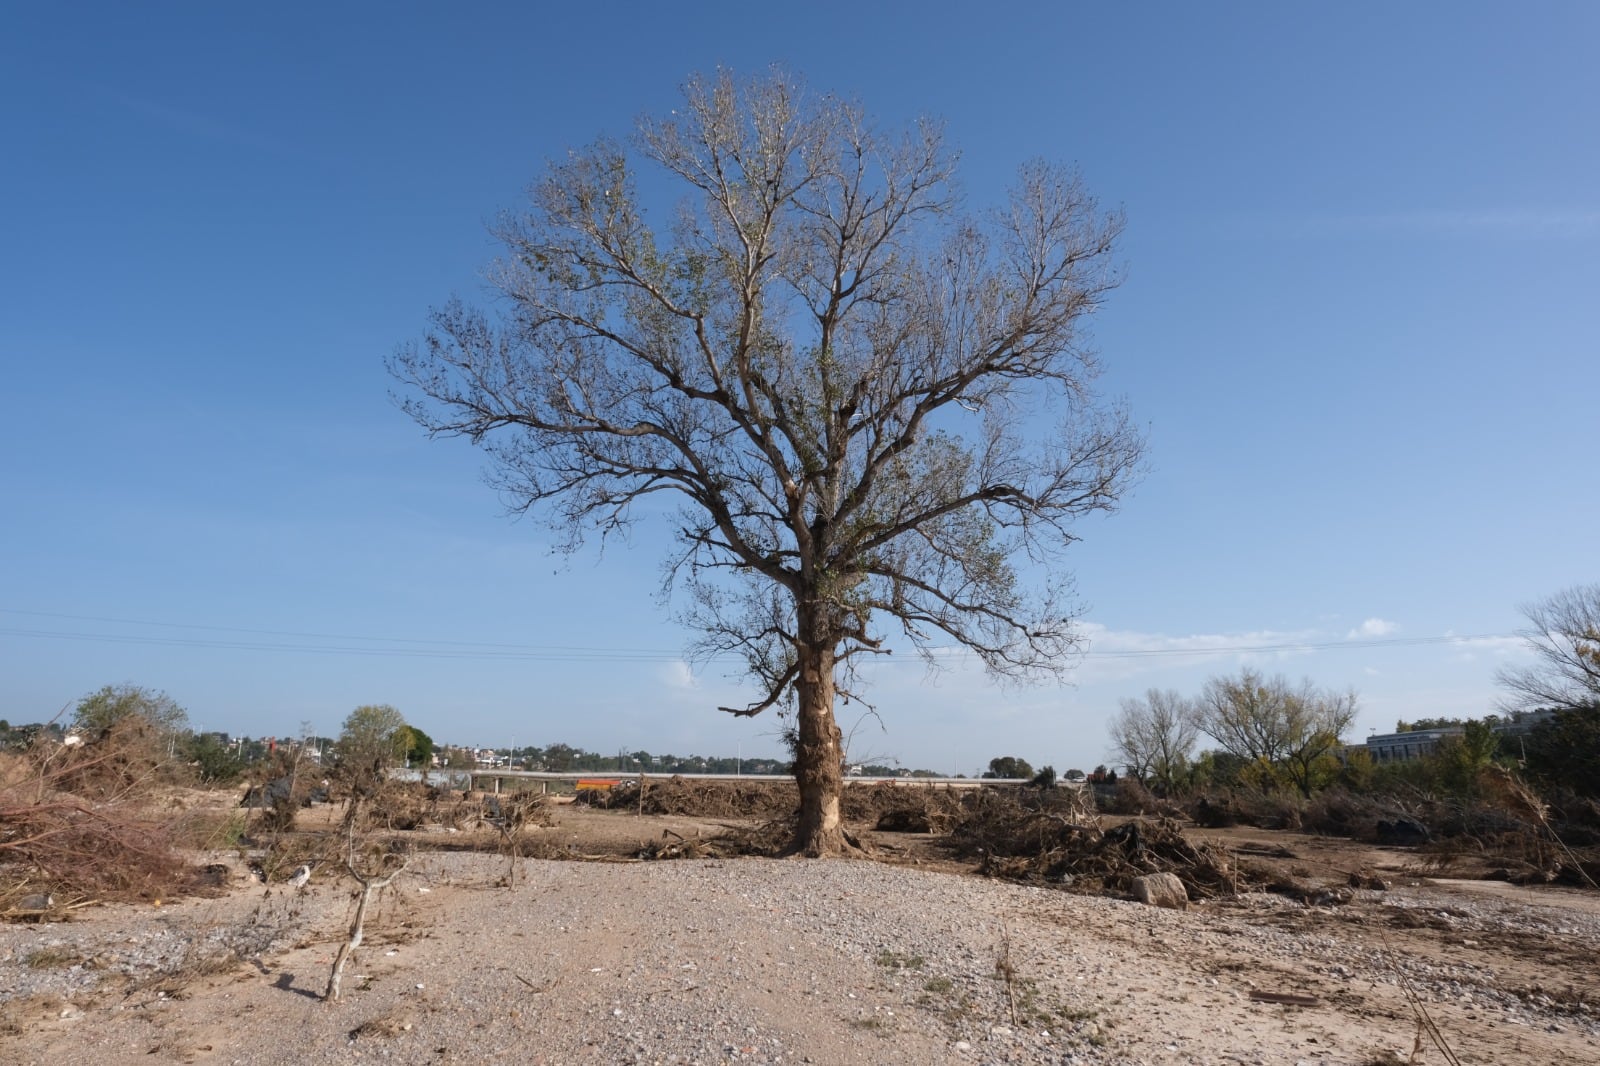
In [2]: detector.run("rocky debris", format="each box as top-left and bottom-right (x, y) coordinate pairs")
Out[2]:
(1348, 869), (1390, 891)
(1132, 872), (1189, 909)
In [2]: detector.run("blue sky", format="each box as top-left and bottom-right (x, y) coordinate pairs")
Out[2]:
(2, 3), (1594, 774)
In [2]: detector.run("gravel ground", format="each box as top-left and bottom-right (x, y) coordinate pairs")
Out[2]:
(3, 851), (1598, 1065)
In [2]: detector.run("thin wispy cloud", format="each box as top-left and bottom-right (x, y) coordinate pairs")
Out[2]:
(1442, 633), (1526, 661)
(871, 619), (1519, 689)
(1071, 622), (1322, 682)
(1294, 208), (1600, 240)
(115, 93), (288, 154)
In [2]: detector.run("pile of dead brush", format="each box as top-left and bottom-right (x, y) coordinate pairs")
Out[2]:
(477, 790), (556, 833)
(576, 776), (973, 831)
(953, 789), (1261, 899)
(842, 782), (966, 833)
(364, 780), (443, 831)
(356, 781), (555, 835)
(577, 776), (797, 819)
(0, 735), (200, 910)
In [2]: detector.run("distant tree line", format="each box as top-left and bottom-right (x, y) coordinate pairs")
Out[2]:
(1100, 585), (1600, 803)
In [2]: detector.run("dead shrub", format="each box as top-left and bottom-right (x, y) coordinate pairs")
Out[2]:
(487, 791), (556, 885)
(0, 742), (197, 906)
(975, 812), (1253, 900)
(1301, 788), (1393, 839)
(1188, 789), (1304, 831)
(365, 780), (437, 831)
(1099, 777), (1173, 817)
(240, 749), (323, 837)
(42, 717), (173, 802)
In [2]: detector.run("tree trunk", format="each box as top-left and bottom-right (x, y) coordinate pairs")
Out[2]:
(792, 639), (846, 857)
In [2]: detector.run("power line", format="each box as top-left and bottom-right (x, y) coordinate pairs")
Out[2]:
(0, 607), (656, 654)
(1085, 633), (1513, 658)
(0, 607), (1515, 665)
(0, 625), (693, 662)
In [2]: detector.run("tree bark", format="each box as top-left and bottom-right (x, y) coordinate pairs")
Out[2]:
(792, 636), (846, 857)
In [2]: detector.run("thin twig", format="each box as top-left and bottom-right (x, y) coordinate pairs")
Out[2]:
(995, 921), (1019, 1027)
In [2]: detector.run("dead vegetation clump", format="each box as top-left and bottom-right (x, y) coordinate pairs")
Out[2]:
(0, 736), (199, 911)
(842, 782), (967, 833)
(1186, 776), (1600, 890)
(1189, 789), (1312, 832)
(363, 779), (442, 831)
(343, 778), (557, 835)
(239, 749), (322, 837)
(46, 716), (176, 801)
(577, 776), (798, 818)
(635, 820), (795, 860)
(953, 789), (1269, 900)
(1097, 777), (1181, 818)
(482, 790), (557, 832)
(577, 776), (976, 832)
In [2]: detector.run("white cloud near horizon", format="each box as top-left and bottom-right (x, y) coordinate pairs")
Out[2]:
(865, 619), (1410, 691)
(659, 659), (700, 691)
(1069, 621), (1324, 683)
(1442, 633), (1526, 656)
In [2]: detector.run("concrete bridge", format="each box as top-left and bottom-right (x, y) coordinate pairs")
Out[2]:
(391, 767), (1046, 795)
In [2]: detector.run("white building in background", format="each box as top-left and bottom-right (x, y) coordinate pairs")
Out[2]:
(1363, 728), (1463, 764)
(1362, 710), (1562, 763)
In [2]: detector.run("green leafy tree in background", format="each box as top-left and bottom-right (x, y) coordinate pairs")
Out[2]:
(400, 725), (436, 769)
(336, 704), (409, 770)
(1430, 719), (1502, 797)
(1521, 705), (1600, 798)
(1192, 669), (1356, 796)
(541, 743), (579, 772)
(183, 733), (247, 784)
(72, 684), (189, 739)
(984, 756), (1035, 779)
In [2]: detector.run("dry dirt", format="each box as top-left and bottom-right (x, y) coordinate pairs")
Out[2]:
(3, 803), (1598, 1065)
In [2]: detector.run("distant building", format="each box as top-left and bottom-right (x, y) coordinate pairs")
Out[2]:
(1363, 710), (1561, 763)
(1494, 709), (1557, 736)
(1364, 727), (1463, 763)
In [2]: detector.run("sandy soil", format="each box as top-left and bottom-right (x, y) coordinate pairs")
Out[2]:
(3, 806), (1597, 1065)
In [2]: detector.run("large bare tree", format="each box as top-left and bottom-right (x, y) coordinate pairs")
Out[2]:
(391, 70), (1144, 855)
(1496, 583), (1600, 715)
